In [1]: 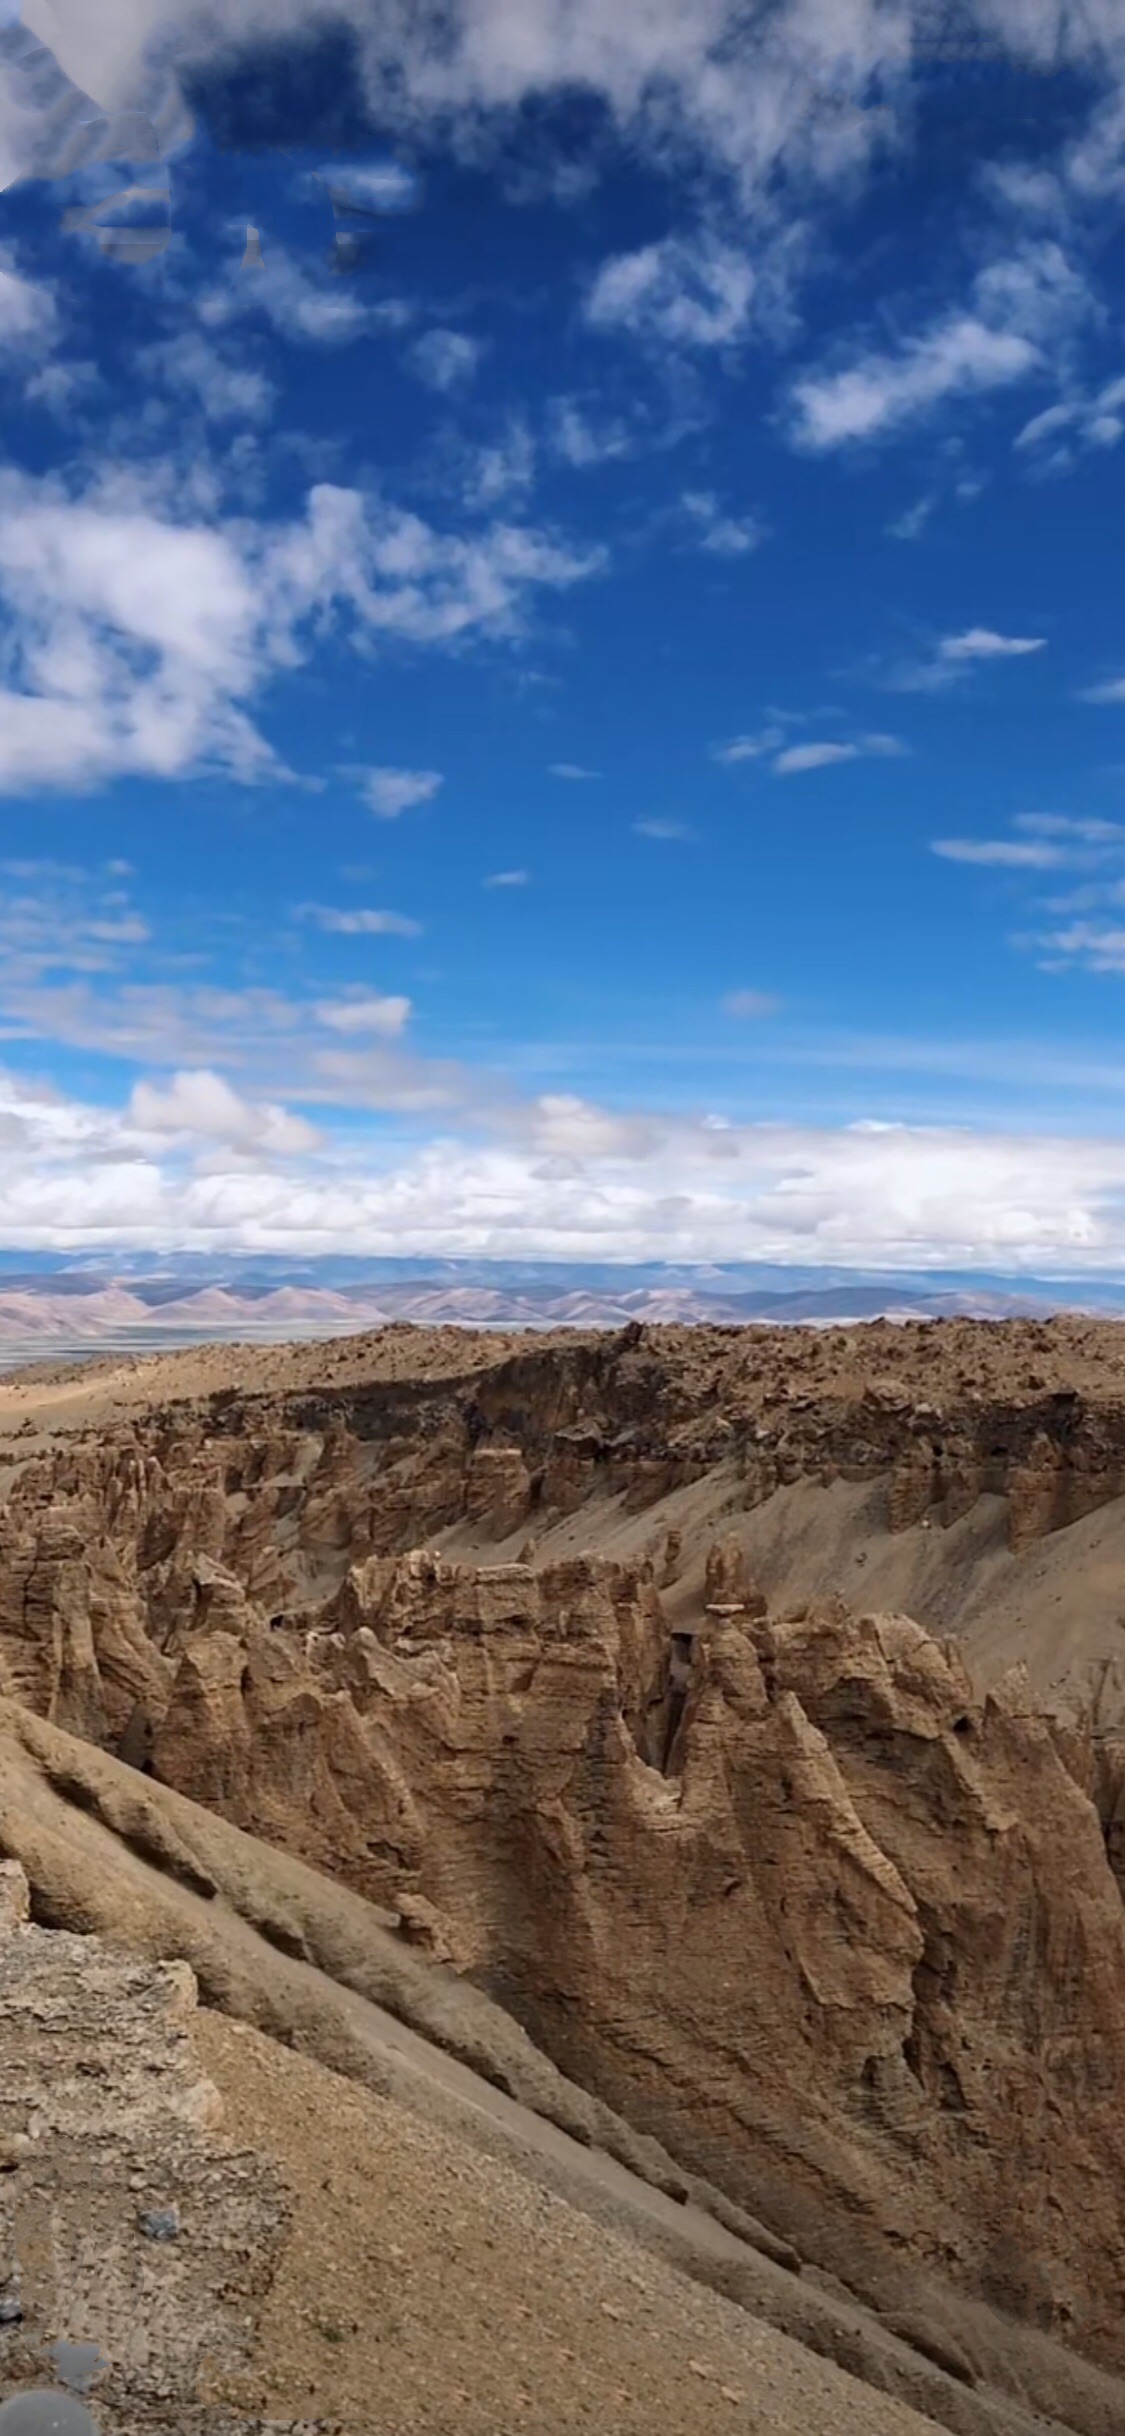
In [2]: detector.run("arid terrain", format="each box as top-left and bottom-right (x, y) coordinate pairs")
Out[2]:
(5, 1315), (1125, 2434)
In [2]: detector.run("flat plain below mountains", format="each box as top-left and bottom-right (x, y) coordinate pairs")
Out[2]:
(5, 1314), (1125, 2436)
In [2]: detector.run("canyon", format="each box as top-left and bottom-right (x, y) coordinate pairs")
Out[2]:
(5, 1315), (1125, 2433)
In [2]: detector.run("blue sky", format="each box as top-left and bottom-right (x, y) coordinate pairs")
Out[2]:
(2, 2), (1125, 1267)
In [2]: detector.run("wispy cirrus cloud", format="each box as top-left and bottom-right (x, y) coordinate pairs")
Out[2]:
(723, 988), (780, 1017)
(933, 813), (1125, 874)
(712, 723), (905, 775)
(298, 904), (422, 938)
(680, 489), (763, 555)
(932, 837), (1066, 870)
(1079, 673), (1125, 704)
(939, 628), (1046, 664)
(1015, 373), (1125, 472)
(774, 732), (906, 776)
(890, 626), (1048, 693)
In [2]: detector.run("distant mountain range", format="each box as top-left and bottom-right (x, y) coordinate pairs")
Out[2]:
(0, 1256), (1121, 1366)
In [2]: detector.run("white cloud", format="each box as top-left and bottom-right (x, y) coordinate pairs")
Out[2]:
(887, 494), (936, 542)
(939, 627), (1046, 662)
(139, 331), (275, 422)
(1037, 923), (1125, 974)
(723, 989), (780, 1017)
(789, 242), (1092, 452)
(5, 1054), (1125, 1269)
(485, 869), (529, 887)
(0, 469), (601, 795)
(315, 159), (420, 214)
(408, 329), (484, 391)
(893, 627), (1049, 693)
(360, 765), (444, 819)
(129, 1068), (318, 1155)
(1080, 675), (1125, 704)
(312, 994), (412, 1037)
(200, 240), (374, 346)
(680, 489), (762, 555)
(462, 420), (536, 509)
(635, 819), (694, 839)
(299, 903), (422, 937)
(0, 256), (55, 351)
(585, 236), (755, 349)
(773, 734), (905, 775)
(1015, 373), (1125, 469)
(712, 727), (785, 765)
(932, 837), (1064, 869)
(547, 401), (634, 469)
(549, 762), (599, 780)
(791, 319), (1036, 451)
(1016, 813), (1124, 843)
(774, 741), (858, 774)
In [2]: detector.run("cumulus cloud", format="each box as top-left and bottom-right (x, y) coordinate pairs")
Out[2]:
(360, 766), (443, 819)
(484, 868), (529, 887)
(408, 328), (484, 391)
(199, 239), (375, 346)
(128, 1067), (318, 1154)
(13, 0), (916, 213)
(585, 235), (755, 349)
(4, 1056), (1125, 1269)
(139, 331), (275, 421)
(0, 470), (601, 794)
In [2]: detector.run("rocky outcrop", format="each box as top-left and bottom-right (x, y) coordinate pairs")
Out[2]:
(0, 1860), (321, 2436)
(8, 1323), (1125, 2405)
(125, 1544), (1125, 2376)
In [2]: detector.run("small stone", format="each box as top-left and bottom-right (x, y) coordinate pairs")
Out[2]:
(600, 2302), (622, 2320)
(0, 2294), (23, 2324)
(0, 2135), (30, 2172)
(688, 2359), (711, 2379)
(139, 2205), (180, 2242)
(721, 2389), (745, 2405)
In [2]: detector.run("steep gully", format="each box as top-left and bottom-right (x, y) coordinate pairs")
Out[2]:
(4, 1323), (1125, 2432)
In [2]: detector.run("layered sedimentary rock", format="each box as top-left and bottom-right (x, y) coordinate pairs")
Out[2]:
(117, 1542), (1125, 2373)
(6, 1324), (1125, 2392)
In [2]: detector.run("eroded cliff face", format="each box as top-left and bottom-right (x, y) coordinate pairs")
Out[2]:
(5, 1324), (1125, 2384)
(131, 1543), (1125, 2371)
